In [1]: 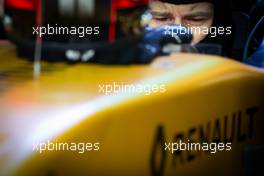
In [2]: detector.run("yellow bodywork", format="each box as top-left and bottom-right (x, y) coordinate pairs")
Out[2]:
(0, 43), (264, 176)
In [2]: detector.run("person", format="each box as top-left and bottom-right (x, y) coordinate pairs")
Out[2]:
(148, 0), (234, 57)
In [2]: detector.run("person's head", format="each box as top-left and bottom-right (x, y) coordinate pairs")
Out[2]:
(149, 0), (214, 44)
(149, 0), (234, 57)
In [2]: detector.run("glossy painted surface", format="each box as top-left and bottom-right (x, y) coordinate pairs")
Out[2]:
(0, 43), (264, 175)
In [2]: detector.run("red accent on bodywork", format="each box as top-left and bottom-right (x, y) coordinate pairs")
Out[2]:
(109, 0), (117, 42)
(116, 0), (149, 9)
(6, 0), (38, 11)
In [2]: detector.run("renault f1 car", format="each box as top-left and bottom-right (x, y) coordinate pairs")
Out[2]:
(0, 0), (263, 176)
